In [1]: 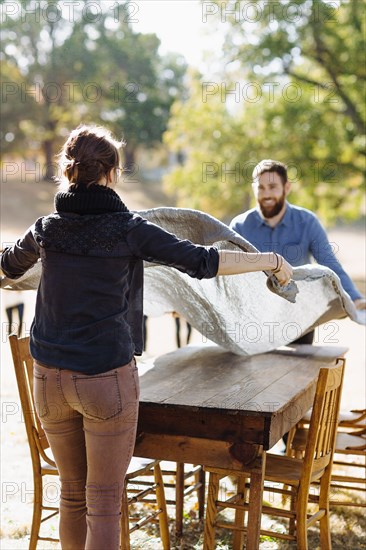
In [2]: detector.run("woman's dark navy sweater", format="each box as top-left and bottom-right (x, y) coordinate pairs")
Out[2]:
(1, 185), (219, 374)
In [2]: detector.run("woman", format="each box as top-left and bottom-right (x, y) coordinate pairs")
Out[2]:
(0, 125), (292, 550)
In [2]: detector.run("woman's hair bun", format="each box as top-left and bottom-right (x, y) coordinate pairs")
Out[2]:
(57, 125), (124, 188)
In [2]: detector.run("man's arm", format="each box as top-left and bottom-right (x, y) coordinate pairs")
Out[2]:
(309, 216), (365, 308)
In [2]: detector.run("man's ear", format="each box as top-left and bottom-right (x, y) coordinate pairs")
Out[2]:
(284, 180), (291, 196)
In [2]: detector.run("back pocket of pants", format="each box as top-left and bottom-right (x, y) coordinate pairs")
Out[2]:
(33, 372), (49, 419)
(73, 373), (122, 420)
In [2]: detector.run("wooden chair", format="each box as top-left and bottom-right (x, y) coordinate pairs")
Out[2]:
(9, 334), (170, 549)
(338, 408), (366, 428)
(287, 406), (365, 508)
(121, 457), (170, 550)
(159, 461), (205, 536)
(329, 431), (366, 507)
(159, 315), (206, 537)
(9, 333), (59, 549)
(174, 317), (205, 536)
(203, 358), (345, 550)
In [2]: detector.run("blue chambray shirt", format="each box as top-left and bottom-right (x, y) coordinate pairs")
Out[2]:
(230, 202), (362, 301)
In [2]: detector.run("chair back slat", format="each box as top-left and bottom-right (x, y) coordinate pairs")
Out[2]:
(316, 394), (327, 459)
(317, 389), (334, 458)
(324, 389), (337, 454)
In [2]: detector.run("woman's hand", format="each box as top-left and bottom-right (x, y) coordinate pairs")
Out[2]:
(271, 254), (293, 286)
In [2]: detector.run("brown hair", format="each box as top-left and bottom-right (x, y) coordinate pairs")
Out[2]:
(58, 125), (124, 189)
(252, 159), (288, 185)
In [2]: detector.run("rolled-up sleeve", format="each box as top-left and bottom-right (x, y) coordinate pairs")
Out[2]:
(1, 226), (40, 279)
(126, 215), (219, 279)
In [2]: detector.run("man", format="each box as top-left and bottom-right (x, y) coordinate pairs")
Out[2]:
(230, 159), (366, 343)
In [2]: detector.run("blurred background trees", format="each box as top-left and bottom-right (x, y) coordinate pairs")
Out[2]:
(164, 0), (365, 223)
(1, 0), (365, 223)
(1, 0), (187, 178)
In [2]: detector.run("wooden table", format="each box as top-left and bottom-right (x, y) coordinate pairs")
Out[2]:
(134, 344), (348, 548)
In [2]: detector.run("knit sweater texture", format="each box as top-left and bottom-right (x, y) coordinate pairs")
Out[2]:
(1, 185), (219, 373)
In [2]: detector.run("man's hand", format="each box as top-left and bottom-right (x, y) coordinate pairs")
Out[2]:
(354, 298), (366, 310)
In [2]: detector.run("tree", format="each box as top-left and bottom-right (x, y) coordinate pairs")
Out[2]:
(216, 0), (365, 168)
(1, 0), (187, 178)
(163, 0), (365, 223)
(163, 72), (270, 219)
(1, 0), (98, 178)
(1, 59), (37, 156)
(92, 27), (187, 168)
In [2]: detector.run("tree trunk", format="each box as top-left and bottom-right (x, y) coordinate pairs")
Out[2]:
(43, 139), (55, 181)
(123, 145), (136, 172)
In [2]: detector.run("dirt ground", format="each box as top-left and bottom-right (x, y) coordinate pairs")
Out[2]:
(0, 174), (365, 549)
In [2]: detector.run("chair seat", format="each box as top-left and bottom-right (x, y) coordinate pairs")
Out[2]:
(40, 461), (58, 475)
(265, 454), (324, 485)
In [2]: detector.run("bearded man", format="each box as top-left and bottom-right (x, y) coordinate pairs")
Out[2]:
(230, 159), (365, 343)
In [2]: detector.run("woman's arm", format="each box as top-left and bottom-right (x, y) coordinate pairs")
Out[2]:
(217, 250), (293, 286)
(0, 227), (40, 279)
(126, 216), (293, 286)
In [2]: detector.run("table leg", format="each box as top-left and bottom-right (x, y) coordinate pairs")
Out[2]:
(244, 452), (266, 550)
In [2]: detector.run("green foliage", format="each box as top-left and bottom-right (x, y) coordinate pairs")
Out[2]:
(164, 0), (365, 224)
(1, 60), (34, 155)
(1, 0), (187, 176)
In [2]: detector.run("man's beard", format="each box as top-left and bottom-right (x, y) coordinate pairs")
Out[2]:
(258, 193), (286, 219)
